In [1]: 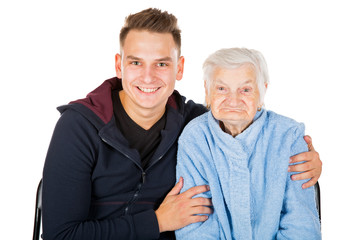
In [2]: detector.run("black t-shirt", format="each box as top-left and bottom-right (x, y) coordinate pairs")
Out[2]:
(112, 90), (166, 169)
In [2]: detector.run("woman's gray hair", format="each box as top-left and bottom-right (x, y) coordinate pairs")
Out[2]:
(203, 47), (269, 106)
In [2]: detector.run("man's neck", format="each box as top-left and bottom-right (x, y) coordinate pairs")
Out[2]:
(119, 91), (166, 130)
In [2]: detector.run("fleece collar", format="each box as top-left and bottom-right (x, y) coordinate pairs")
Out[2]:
(208, 109), (266, 159)
(65, 77), (183, 125)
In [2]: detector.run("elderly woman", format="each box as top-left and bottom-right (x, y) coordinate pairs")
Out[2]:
(175, 48), (321, 239)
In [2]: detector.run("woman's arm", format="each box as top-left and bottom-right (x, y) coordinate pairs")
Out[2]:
(277, 127), (321, 239)
(174, 137), (220, 240)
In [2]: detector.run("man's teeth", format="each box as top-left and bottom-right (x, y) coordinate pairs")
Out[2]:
(138, 87), (159, 93)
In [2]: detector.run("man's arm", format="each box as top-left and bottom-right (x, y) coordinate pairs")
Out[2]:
(155, 177), (212, 233)
(42, 110), (160, 240)
(288, 135), (322, 189)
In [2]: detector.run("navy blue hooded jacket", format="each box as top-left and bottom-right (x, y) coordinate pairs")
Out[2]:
(42, 77), (207, 240)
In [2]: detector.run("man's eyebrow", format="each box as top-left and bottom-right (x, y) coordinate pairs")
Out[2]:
(155, 57), (173, 62)
(126, 55), (142, 60)
(125, 56), (172, 62)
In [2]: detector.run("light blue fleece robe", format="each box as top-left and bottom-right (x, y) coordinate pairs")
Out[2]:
(175, 109), (321, 240)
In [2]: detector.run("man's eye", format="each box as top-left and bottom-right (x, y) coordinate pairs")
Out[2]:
(217, 87), (225, 91)
(157, 62), (167, 67)
(131, 61), (141, 66)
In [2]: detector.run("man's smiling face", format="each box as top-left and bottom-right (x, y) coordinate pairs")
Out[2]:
(115, 30), (184, 116)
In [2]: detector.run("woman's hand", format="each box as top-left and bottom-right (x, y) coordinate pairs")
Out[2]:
(288, 135), (322, 189)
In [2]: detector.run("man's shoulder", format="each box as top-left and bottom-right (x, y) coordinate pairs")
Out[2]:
(56, 77), (120, 130)
(184, 100), (207, 117)
(180, 96), (207, 123)
(56, 103), (106, 131)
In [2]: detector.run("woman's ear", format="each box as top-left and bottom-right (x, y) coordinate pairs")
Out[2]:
(204, 80), (211, 108)
(259, 82), (268, 107)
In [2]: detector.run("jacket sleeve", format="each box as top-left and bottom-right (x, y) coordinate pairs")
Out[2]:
(42, 109), (159, 240)
(175, 133), (221, 240)
(276, 124), (321, 240)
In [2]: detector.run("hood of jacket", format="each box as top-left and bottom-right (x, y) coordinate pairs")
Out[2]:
(57, 77), (189, 129)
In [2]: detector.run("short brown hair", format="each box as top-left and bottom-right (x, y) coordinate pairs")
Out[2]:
(119, 8), (181, 56)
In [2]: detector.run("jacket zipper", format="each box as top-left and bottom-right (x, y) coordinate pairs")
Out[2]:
(101, 137), (146, 214)
(145, 133), (179, 172)
(101, 130), (178, 214)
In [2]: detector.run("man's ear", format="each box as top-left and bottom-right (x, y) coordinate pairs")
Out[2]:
(176, 56), (185, 81)
(115, 53), (122, 79)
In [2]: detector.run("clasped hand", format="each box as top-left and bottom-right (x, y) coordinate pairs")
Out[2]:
(155, 177), (213, 233)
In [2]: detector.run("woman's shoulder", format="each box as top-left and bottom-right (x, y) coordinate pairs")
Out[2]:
(265, 110), (305, 130)
(262, 110), (305, 141)
(263, 110), (307, 154)
(179, 112), (210, 140)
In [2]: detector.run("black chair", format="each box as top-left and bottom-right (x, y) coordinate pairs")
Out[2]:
(314, 181), (321, 223)
(32, 179), (43, 240)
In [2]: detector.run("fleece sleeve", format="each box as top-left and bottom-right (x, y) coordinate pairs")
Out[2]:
(42, 109), (159, 240)
(276, 124), (321, 240)
(175, 134), (222, 240)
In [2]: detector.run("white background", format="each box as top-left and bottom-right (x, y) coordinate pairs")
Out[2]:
(1, 0), (359, 239)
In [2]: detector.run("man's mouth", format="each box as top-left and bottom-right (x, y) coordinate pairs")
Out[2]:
(137, 86), (160, 93)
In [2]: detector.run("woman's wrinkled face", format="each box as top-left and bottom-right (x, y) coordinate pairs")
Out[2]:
(206, 64), (261, 134)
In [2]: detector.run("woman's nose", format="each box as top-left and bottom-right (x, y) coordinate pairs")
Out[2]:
(227, 92), (242, 106)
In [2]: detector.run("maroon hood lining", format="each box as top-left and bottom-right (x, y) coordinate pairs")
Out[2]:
(70, 77), (179, 124)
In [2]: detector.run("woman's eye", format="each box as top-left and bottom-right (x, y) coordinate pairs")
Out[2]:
(243, 88), (251, 93)
(217, 87), (225, 91)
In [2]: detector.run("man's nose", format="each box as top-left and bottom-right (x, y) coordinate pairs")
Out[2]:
(142, 66), (154, 83)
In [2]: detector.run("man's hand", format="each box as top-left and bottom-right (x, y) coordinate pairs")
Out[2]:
(155, 177), (213, 233)
(288, 135), (322, 189)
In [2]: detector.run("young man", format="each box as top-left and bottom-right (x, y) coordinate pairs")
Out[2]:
(42, 8), (322, 240)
